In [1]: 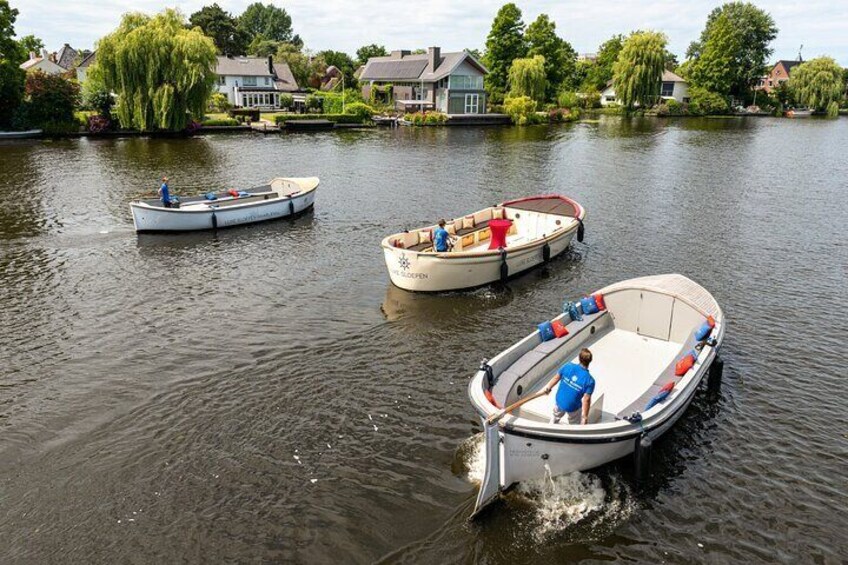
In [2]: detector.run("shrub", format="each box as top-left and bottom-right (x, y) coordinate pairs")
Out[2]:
(24, 71), (81, 127)
(207, 92), (231, 113)
(688, 87), (729, 116)
(655, 99), (686, 116)
(580, 89), (601, 109)
(272, 113), (364, 125)
(278, 94), (294, 110)
(305, 95), (323, 112)
(548, 107), (579, 123)
(503, 95), (544, 125)
(344, 102), (374, 122)
(41, 121), (81, 135)
(424, 111), (447, 125)
(85, 89), (114, 117)
(0, 60), (25, 129)
(557, 90), (580, 109)
(87, 115), (111, 133)
(202, 118), (240, 127)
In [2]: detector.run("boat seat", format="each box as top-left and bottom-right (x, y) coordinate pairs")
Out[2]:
(492, 310), (609, 404)
(614, 327), (703, 419)
(456, 219), (490, 237)
(406, 220), (493, 252)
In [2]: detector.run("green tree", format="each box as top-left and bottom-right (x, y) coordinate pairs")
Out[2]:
(580, 34), (623, 91)
(18, 34), (43, 57)
(483, 3), (527, 100)
(508, 55), (546, 102)
(0, 0), (24, 127)
(0, 0), (24, 62)
(788, 57), (844, 111)
(93, 9), (217, 131)
(355, 44), (387, 66)
(525, 14), (576, 100)
(239, 3), (296, 43)
(318, 50), (356, 87)
(189, 3), (249, 56)
(612, 31), (667, 109)
(275, 43), (310, 87)
(687, 2), (777, 96)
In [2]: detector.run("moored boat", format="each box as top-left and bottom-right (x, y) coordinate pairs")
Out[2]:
(0, 129), (42, 139)
(467, 274), (725, 517)
(381, 195), (586, 292)
(786, 107), (813, 117)
(129, 177), (319, 232)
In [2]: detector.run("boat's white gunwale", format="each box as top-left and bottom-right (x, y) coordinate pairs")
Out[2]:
(379, 196), (586, 259)
(129, 177), (319, 214)
(467, 276), (725, 441)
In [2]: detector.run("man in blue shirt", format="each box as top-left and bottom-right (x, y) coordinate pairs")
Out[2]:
(433, 219), (452, 252)
(158, 176), (171, 208)
(544, 348), (595, 425)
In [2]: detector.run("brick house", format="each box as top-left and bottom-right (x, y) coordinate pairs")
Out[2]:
(755, 60), (802, 93)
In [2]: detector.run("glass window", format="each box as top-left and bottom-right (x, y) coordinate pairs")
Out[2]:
(243, 76), (257, 86)
(449, 75), (483, 90)
(661, 82), (674, 97)
(217, 75), (226, 85)
(265, 77), (270, 86)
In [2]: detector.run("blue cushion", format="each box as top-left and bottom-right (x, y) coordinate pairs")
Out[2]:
(537, 321), (555, 342)
(563, 301), (582, 322)
(204, 192), (217, 200)
(580, 296), (599, 315)
(694, 321), (713, 341)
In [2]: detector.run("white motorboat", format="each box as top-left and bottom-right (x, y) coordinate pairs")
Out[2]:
(467, 274), (725, 517)
(0, 129), (42, 139)
(129, 177), (319, 232)
(381, 195), (586, 292)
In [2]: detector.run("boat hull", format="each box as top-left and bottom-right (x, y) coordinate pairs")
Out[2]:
(130, 190), (315, 232)
(383, 228), (576, 292)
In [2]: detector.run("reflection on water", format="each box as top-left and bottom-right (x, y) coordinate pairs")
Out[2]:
(1, 117), (847, 564)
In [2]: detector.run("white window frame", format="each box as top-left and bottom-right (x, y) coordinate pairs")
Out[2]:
(464, 93), (479, 114)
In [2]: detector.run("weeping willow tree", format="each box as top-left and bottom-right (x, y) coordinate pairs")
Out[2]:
(788, 57), (844, 114)
(92, 9), (217, 131)
(612, 31), (667, 110)
(508, 55), (547, 103)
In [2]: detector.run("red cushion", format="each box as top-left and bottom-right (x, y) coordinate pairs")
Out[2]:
(659, 381), (675, 393)
(707, 315), (716, 328)
(551, 319), (569, 338)
(228, 189), (239, 197)
(484, 389), (500, 408)
(593, 293), (606, 311)
(675, 354), (695, 376)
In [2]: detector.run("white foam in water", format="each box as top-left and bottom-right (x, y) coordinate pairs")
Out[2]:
(457, 434), (634, 539)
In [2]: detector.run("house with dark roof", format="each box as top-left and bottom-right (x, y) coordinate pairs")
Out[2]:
(55, 44), (79, 70)
(754, 60), (802, 93)
(76, 51), (96, 83)
(215, 56), (303, 109)
(359, 47), (488, 114)
(600, 70), (689, 106)
(19, 49), (66, 75)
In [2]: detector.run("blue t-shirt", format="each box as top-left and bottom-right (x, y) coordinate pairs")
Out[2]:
(434, 227), (449, 251)
(160, 183), (170, 203)
(555, 363), (595, 412)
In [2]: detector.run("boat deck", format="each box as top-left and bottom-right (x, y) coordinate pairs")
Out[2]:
(513, 328), (682, 423)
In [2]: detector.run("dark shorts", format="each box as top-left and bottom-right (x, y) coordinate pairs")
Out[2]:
(162, 200), (172, 208)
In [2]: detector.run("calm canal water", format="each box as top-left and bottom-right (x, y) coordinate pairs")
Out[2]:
(1, 117), (846, 564)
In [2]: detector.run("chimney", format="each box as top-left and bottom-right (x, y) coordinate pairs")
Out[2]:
(267, 55), (274, 76)
(29, 51), (36, 60)
(41, 48), (50, 60)
(428, 46), (440, 73)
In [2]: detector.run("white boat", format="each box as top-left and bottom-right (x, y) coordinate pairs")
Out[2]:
(381, 195), (586, 292)
(467, 274), (725, 517)
(0, 129), (42, 139)
(130, 177), (319, 232)
(786, 107), (813, 118)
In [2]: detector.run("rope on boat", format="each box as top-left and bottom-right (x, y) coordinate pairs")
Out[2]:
(288, 199), (295, 216)
(542, 240), (551, 262)
(211, 211), (217, 230)
(499, 248), (508, 282)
